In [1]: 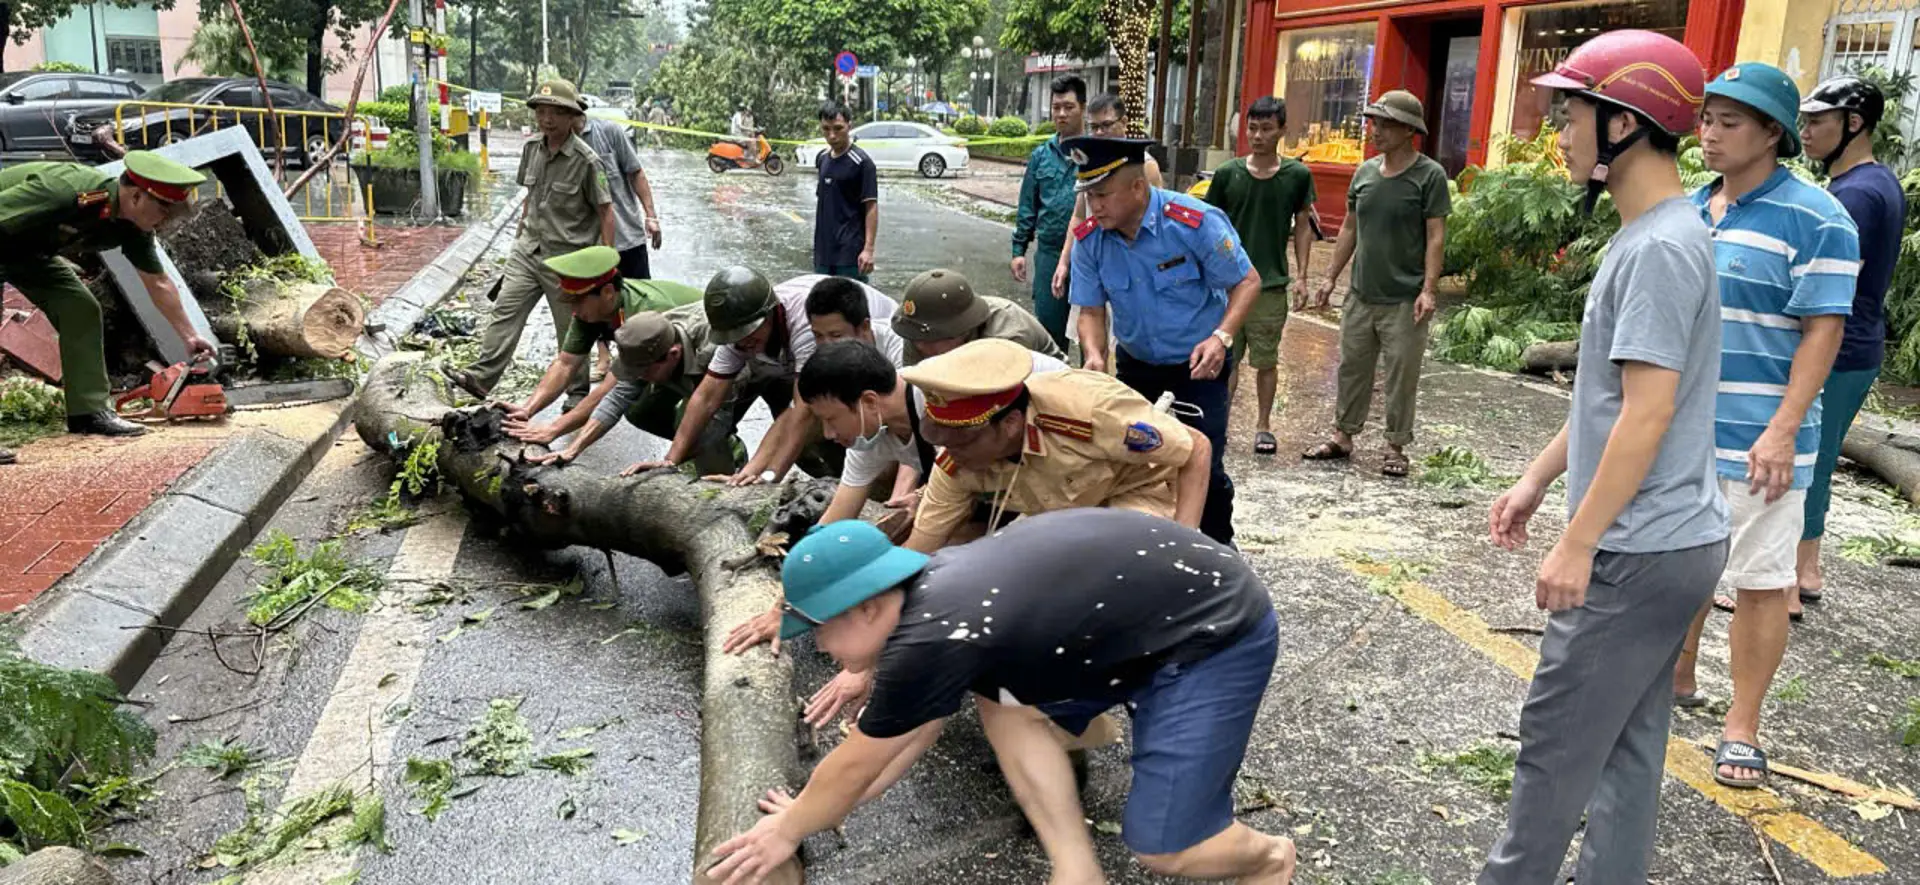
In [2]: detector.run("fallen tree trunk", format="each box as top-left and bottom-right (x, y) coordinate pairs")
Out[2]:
(1842, 422), (1920, 506)
(354, 351), (807, 885)
(1520, 340), (1578, 376)
(0, 847), (116, 885)
(213, 282), (365, 360)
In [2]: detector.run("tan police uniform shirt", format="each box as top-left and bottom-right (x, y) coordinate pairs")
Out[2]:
(516, 133), (613, 258)
(908, 368), (1194, 549)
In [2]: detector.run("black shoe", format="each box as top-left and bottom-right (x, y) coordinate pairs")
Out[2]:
(443, 368), (492, 400)
(68, 410), (147, 437)
(0, 448), (15, 465)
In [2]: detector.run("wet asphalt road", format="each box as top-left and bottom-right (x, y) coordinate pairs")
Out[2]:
(97, 145), (1920, 885)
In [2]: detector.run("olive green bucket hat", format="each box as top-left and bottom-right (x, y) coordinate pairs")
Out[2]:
(526, 79), (587, 114)
(703, 266), (777, 345)
(1361, 90), (1428, 135)
(893, 268), (989, 341)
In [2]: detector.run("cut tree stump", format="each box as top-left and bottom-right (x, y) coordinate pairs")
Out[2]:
(213, 282), (365, 360)
(0, 847), (116, 885)
(1520, 340), (1579, 376)
(354, 351), (807, 885)
(1842, 422), (1920, 506)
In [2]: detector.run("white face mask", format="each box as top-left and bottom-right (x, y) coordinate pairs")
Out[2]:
(849, 401), (888, 452)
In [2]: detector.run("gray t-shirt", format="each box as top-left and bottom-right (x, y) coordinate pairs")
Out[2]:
(1568, 196), (1729, 554)
(581, 119), (647, 251)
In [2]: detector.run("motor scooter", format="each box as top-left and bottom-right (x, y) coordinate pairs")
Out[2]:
(707, 129), (785, 175)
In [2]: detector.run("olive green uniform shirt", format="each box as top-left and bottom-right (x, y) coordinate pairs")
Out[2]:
(1346, 154), (1450, 304)
(0, 163), (163, 273)
(517, 133), (614, 257)
(560, 279), (705, 355)
(904, 295), (1066, 366)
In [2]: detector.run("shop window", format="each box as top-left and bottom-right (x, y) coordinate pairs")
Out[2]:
(1273, 22), (1376, 165)
(1507, 0), (1689, 142)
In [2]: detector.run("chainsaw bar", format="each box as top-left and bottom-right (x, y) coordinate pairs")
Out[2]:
(224, 377), (357, 410)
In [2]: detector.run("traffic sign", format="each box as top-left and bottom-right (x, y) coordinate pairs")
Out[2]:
(835, 51), (858, 76)
(856, 65), (879, 78)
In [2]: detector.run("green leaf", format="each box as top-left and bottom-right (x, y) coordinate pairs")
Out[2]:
(462, 607), (496, 625)
(557, 717), (623, 741)
(0, 779), (88, 848)
(556, 796), (577, 820)
(518, 589), (563, 611)
(1092, 820), (1122, 836)
(534, 748), (595, 776)
(96, 842), (146, 857)
(612, 828), (644, 845)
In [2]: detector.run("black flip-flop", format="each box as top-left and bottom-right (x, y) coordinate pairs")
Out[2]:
(1301, 441), (1351, 461)
(1799, 586), (1825, 604)
(1254, 431), (1277, 456)
(1673, 691), (1708, 709)
(1712, 740), (1769, 789)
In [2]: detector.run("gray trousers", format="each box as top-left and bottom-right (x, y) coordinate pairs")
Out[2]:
(1479, 539), (1727, 885)
(469, 245), (590, 397)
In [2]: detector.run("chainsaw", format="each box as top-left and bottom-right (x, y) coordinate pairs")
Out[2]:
(113, 356), (356, 421)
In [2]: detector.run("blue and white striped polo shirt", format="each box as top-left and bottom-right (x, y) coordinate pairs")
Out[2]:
(1691, 166), (1859, 490)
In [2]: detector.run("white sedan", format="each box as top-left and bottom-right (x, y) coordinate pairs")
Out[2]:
(794, 121), (969, 178)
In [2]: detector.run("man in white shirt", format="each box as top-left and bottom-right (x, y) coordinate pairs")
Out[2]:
(624, 268), (895, 484)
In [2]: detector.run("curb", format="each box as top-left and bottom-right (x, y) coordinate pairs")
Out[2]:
(17, 193), (526, 691)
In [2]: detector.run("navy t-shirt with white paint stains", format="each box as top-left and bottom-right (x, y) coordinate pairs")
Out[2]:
(855, 508), (1272, 740)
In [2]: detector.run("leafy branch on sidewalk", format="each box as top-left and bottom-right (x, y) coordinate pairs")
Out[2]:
(0, 643), (157, 859)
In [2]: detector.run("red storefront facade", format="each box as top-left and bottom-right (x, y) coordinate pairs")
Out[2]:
(1237, 0), (1746, 229)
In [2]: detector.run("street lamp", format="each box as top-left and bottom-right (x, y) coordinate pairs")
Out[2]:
(961, 38), (995, 118)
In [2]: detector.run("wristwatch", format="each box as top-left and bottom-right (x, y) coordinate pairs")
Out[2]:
(1211, 329), (1233, 349)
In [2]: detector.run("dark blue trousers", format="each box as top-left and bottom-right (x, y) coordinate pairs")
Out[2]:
(1115, 347), (1235, 546)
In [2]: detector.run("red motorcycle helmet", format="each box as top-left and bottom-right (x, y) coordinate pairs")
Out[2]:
(1531, 29), (1706, 137)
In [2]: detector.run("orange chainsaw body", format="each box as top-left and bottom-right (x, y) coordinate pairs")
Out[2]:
(114, 360), (230, 420)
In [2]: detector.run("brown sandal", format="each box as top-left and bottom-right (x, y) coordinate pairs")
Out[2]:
(1301, 440), (1351, 461)
(1382, 450), (1410, 477)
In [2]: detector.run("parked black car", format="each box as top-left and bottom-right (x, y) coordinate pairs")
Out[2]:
(0, 72), (141, 159)
(70, 77), (346, 165)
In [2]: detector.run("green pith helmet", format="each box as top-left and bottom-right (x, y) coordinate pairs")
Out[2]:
(703, 266), (777, 344)
(893, 268), (988, 341)
(527, 79), (587, 114)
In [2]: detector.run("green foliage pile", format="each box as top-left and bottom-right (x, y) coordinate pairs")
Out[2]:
(218, 253), (335, 305)
(1899, 698), (1920, 748)
(30, 61), (89, 74)
(208, 779), (388, 872)
(459, 698), (534, 777)
(350, 436), (442, 533)
(0, 376), (66, 448)
(1032, 119), (1056, 136)
(1433, 128), (1714, 370)
(243, 530), (383, 626)
(1417, 446), (1501, 490)
(1881, 166), (1920, 384)
(1417, 742), (1517, 801)
(0, 644), (155, 855)
(987, 116), (1030, 139)
(177, 738), (267, 781)
(953, 115), (986, 136)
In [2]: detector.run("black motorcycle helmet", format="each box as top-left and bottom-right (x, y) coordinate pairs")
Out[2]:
(1800, 76), (1886, 170)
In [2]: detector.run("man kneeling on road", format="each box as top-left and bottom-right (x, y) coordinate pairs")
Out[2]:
(623, 269), (895, 484)
(892, 268), (1063, 365)
(520, 305), (741, 474)
(706, 510), (1295, 885)
(500, 245), (700, 448)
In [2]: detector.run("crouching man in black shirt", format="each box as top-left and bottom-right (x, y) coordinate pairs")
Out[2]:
(707, 508), (1295, 884)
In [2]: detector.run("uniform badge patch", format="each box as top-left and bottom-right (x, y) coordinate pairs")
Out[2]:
(1072, 217), (1099, 241)
(1216, 236), (1236, 255)
(1124, 421), (1163, 452)
(1164, 203), (1204, 229)
(901, 300), (916, 316)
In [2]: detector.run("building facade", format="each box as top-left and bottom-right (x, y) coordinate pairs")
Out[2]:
(1238, 0), (1746, 228)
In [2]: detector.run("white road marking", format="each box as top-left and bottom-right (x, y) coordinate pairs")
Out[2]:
(246, 513), (467, 884)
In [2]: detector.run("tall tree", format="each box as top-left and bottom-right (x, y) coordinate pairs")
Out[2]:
(1, 0), (175, 73)
(708, 0), (983, 95)
(213, 0), (390, 96)
(999, 0), (1185, 135)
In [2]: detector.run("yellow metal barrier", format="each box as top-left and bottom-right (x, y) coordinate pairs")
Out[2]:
(105, 100), (378, 223)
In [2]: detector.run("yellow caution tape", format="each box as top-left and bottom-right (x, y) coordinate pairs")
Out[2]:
(429, 79), (1054, 149)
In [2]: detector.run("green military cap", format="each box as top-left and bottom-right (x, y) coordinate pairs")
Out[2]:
(1361, 90), (1428, 135)
(526, 79), (587, 114)
(123, 150), (206, 202)
(893, 268), (988, 341)
(544, 245), (621, 298)
(703, 266), (776, 344)
(612, 313), (678, 382)
(1059, 135), (1155, 191)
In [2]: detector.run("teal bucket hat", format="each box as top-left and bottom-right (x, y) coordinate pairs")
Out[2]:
(1705, 62), (1802, 157)
(779, 521), (930, 640)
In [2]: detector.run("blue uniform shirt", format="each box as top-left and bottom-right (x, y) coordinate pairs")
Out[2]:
(1068, 187), (1254, 365)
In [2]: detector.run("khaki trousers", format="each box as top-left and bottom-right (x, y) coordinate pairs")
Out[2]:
(468, 244), (589, 396)
(1336, 297), (1427, 447)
